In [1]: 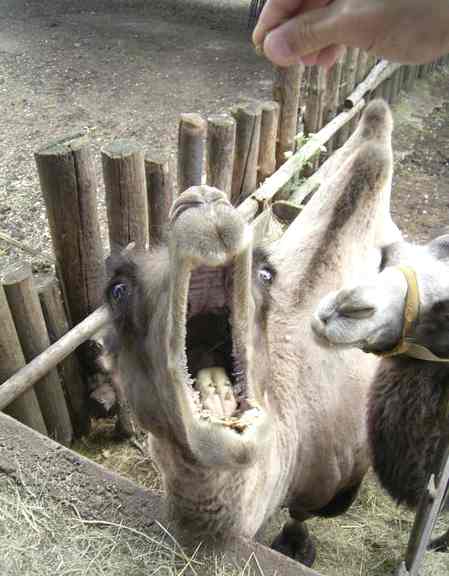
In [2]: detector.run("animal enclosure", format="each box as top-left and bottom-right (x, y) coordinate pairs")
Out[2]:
(1, 51), (448, 576)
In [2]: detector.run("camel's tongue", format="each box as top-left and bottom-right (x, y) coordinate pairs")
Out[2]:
(188, 266), (230, 317)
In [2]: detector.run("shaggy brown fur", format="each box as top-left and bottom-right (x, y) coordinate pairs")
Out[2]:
(368, 357), (449, 508)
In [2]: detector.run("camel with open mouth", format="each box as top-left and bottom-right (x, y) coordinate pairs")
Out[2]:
(104, 99), (397, 565)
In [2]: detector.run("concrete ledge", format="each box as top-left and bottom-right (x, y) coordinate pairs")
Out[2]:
(0, 412), (322, 576)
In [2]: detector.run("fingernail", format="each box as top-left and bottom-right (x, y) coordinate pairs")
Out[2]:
(254, 43), (264, 57)
(264, 29), (294, 63)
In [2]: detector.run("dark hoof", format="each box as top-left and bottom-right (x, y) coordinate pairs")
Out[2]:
(428, 528), (449, 552)
(271, 522), (316, 567)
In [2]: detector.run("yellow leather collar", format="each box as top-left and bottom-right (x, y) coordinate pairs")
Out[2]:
(374, 266), (449, 362)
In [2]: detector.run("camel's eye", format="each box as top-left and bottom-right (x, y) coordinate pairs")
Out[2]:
(258, 268), (273, 284)
(339, 305), (375, 319)
(110, 282), (128, 303)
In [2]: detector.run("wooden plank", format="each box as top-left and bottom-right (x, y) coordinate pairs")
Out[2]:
(178, 113), (207, 193)
(145, 155), (175, 245)
(237, 98), (366, 220)
(345, 60), (402, 108)
(102, 140), (149, 253)
(273, 64), (304, 167)
(206, 113), (236, 198)
(38, 277), (86, 437)
(3, 264), (73, 445)
(35, 133), (106, 326)
(0, 284), (47, 434)
(258, 101), (279, 183)
(0, 306), (109, 412)
(231, 101), (262, 204)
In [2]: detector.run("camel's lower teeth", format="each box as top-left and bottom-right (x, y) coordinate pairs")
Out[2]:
(193, 365), (260, 430)
(194, 366), (237, 417)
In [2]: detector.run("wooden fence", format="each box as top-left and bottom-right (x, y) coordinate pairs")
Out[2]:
(1, 51), (448, 442)
(0, 49), (448, 575)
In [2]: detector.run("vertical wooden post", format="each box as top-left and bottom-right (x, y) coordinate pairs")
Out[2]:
(145, 155), (175, 245)
(273, 64), (304, 167)
(371, 80), (385, 101)
(3, 264), (73, 445)
(102, 141), (149, 253)
(403, 65), (417, 92)
(393, 67), (404, 102)
(38, 277), (86, 437)
(231, 102), (262, 204)
(304, 66), (327, 173)
(35, 134), (106, 324)
(35, 134), (106, 434)
(356, 51), (369, 85)
(206, 113), (236, 198)
(304, 66), (327, 135)
(381, 74), (392, 102)
(337, 48), (360, 146)
(178, 113), (207, 193)
(258, 101), (279, 184)
(348, 50), (369, 130)
(323, 51), (345, 156)
(0, 284), (47, 434)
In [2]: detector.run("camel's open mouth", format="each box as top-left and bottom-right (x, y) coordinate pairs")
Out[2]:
(181, 262), (261, 433)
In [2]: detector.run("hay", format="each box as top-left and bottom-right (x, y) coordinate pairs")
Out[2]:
(77, 423), (448, 575)
(309, 472), (449, 576)
(0, 478), (264, 576)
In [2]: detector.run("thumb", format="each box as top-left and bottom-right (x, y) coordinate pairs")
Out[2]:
(263, 4), (340, 66)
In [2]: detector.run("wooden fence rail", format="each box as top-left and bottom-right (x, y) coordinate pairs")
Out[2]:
(2, 53), (447, 440)
(1, 50), (447, 575)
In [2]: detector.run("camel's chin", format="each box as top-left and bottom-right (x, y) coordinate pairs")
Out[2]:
(189, 399), (270, 467)
(184, 368), (269, 467)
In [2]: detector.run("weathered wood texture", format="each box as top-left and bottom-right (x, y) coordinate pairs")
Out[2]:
(0, 284), (47, 434)
(206, 113), (236, 198)
(304, 66), (327, 136)
(178, 113), (207, 193)
(231, 102), (262, 204)
(3, 264), (73, 445)
(38, 277), (86, 437)
(237, 99), (366, 221)
(258, 101), (279, 183)
(273, 64), (304, 167)
(345, 60), (402, 108)
(102, 140), (149, 253)
(337, 47), (360, 146)
(323, 51), (345, 156)
(145, 155), (175, 245)
(0, 306), (109, 412)
(35, 134), (105, 326)
(304, 66), (327, 172)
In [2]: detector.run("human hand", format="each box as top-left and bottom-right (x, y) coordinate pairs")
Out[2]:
(253, 0), (449, 68)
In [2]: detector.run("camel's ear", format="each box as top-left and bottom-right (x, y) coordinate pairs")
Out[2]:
(428, 233), (449, 260)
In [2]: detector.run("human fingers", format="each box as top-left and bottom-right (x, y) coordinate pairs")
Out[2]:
(262, 3), (340, 67)
(252, 0), (329, 48)
(315, 44), (345, 68)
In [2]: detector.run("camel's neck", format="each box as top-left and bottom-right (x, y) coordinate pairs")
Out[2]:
(150, 429), (295, 539)
(272, 141), (394, 305)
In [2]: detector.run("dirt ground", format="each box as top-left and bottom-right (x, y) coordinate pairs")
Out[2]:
(1, 2), (449, 576)
(0, 0), (272, 273)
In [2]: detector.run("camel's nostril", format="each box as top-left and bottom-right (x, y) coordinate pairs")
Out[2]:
(311, 315), (326, 335)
